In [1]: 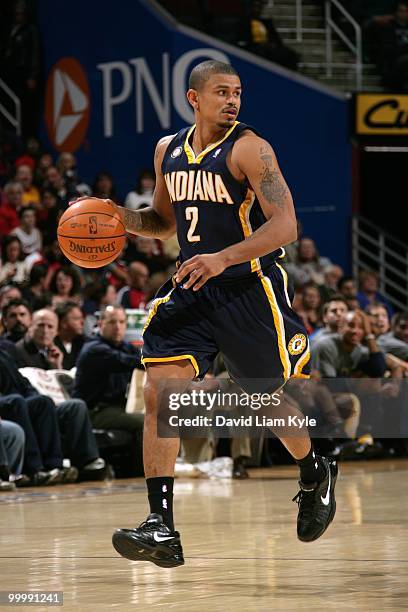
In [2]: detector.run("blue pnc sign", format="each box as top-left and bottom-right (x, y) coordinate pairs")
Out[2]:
(38, 0), (351, 270)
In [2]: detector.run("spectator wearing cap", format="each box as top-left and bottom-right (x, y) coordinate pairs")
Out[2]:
(54, 301), (91, 370)
(10, 206), (42, 255)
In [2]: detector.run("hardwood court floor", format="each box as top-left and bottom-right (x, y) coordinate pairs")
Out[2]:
(1, 460), (408, 612)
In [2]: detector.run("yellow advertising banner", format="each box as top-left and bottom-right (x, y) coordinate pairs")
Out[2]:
(356, 94), (408, 135)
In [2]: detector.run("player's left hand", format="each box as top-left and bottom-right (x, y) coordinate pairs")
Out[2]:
(175, 253), (227, 291)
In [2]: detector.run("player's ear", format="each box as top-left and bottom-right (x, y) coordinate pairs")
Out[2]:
(187, 88), (199, 110)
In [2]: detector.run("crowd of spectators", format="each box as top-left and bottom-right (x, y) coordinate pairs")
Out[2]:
(0, 128), (179, 490)
(0, 126), (407, 490)
(333, 0), (408, 90)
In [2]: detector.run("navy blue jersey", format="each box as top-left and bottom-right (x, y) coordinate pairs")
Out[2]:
(162, 121), (284, 280)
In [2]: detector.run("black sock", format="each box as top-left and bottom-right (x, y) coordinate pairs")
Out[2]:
(296, 446), (326, 484)
(146, 477), (174, 530)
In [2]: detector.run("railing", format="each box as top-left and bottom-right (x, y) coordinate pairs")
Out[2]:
(325, 0), (362, 90)
(276, 0), (363, 90)
(0, 78), (21, 135)
(352, 216), (408, 312)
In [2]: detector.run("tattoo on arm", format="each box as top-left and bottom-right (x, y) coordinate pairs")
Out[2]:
(123, 208), (168, 237)
(259, 145), (287, 209)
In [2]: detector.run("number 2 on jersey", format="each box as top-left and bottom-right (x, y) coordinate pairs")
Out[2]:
(185, 206), (201, 242)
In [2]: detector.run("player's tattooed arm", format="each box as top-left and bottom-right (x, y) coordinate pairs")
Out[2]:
(219, 136), (298, 267)
(259, 144), (287, 209)
(122, 207), (171, 237)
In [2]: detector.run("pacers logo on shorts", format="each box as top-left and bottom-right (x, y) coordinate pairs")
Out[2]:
(45, 57), (90, 152)
(288, 334), (307, 356)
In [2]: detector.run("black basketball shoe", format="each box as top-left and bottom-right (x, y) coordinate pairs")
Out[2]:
(112, 513), (184, 568)
(292, 456), (338, 542)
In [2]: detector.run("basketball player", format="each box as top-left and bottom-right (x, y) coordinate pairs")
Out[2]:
(84, 61), (337, 567)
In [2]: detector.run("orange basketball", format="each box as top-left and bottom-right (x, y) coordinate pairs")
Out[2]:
(57, 198), (126, 268)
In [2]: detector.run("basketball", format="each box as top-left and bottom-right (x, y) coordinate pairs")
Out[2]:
(57, 198), (126, 268)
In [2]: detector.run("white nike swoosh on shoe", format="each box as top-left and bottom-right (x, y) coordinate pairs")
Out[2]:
(321, 467), (331, 506)
(153, 532), (174, 542)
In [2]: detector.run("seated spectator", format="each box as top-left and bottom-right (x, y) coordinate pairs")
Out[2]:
(37, 188), (64, 243)
(15, 163), (40, 208)
(83, 281), (117, 336)
(284, 237), (332, 289)
(357, 269), (394, 318)
(338, 276), (358, 306)
(118, 262), (149, 309)
(310, 295), (349, 347)
(311, 310), (387, 378)
(56, 152), (91, 197)
(42, 239), (69, 282)
(22, 264), (52, 310)
(238, 0), (300, 71)
(0, 181), (22, 235)
(74, 305), (144, 474)
(369, 306), (408, 361)
(0, 418), (26, 489)
(0, 236), (27, 285)
(145, 271), (169, 306)
(294, 282), (323, 335)
(44, 165), (77, 208)
(49, 265), (82, 307)
(0, 285), (22, 312)
(34, 152), (53, 186)
(92, 170), (116, 201)
(1, 298), (32, 343)
(125, 169), (155, 210)
(378, 1), (408, 90)
(0, 350), (71, 486)
(319, 264), (344, 302)
(13, 309), (106, 480)
(54, 301), (91, 369)
(11, 206), (42, 255)
(124, 235), (171, 274)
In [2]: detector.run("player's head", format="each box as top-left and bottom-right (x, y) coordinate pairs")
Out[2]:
(187, 60), (241, 128)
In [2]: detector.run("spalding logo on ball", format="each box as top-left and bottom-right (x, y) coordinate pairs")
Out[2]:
(57, 198), (125, 268)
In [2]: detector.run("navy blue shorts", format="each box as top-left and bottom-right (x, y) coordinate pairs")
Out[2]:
(142, 262), (310, 387)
